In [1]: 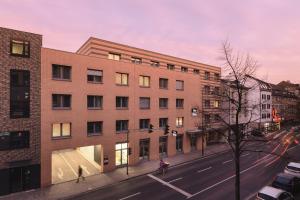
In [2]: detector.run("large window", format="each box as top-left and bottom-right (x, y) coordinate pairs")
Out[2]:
(176, 80), (184, 90)
(159, 98), (168, 109)
(140, 97), (150, 109)
(87, 69), (103, 83)
(159, 78), (168, 89)
(115, 73), (128, 85)
(10, 40), (30, 57)
(108, 53), (120, 61)
(159, 136), (168, 157)
(52, 123), (71, 138)
(181, 66), (188, 73)
(167, 64), (175, 70)
(87, 121), (102, 136)
(10, 70), (30, 118)
(115, 143), (128, 166)
(131, 57), (142, 64)
(139, 76), (150, 87)
(52, 64), (71, 80)
(150, 60), (160, 67)
(176, 99), (184, 109)
(139, 119), (150, 130)
(52, 94), (71, 109)
(87, 95), (103, 109)
(0, 131), (29, 151)
(176, 135), (183, 152)
(116, 120), (129, 132)
(116, 96), (128, 109)
(159, 118), (168, 128)
(176, 117), (184, 127)
(204, 71), (210, 80)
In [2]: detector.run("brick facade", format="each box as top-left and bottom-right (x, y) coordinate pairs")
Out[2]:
(0, 27), (42, 194)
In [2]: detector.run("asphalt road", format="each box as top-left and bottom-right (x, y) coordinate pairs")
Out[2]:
(69, 129), (300, 200)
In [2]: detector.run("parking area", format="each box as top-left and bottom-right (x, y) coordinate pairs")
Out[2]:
(52, 146), (102, 184)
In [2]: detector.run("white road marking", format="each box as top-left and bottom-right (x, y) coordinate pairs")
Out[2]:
(57, 167), (64, 180)
(287, 144), (300, 152)
(119, 192), (141, 200)
(241, 153), (250, 157)
(59, 153), (78, 177)
(189, 157), (271, 198)
(147, 174), (192, 198)
(197, 166), (212, 173)
(222, 159), (233, 164)
(168, 177), (183, 183)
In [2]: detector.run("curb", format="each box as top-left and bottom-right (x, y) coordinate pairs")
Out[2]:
(61, 147), (231, 200)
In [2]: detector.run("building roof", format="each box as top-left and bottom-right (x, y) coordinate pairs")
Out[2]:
(245, 75), (272, 90)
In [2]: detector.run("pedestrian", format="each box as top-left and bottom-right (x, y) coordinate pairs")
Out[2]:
(76, 165), (85, 183)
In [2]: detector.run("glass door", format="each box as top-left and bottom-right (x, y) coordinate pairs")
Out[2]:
(139, 139), (150, 160)
(115, 143), (128, 166)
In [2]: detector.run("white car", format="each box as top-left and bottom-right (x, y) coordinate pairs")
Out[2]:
(256, 186), (294, 200)
(284, 162), (300, 178)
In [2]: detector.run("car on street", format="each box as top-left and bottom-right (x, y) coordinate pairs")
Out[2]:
(256, 186), (294, 200)
(284, 162), (300, 178)
(272, 173), (300, 194)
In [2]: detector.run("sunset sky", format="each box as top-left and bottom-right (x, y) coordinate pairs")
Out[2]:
(1, 0), (299, 84)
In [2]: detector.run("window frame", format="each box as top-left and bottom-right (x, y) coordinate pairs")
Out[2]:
(116, 96), (129, 109)
(52, 94), (71, 109)
(159, 98), (168, 109)
(87, 95), (103, 109)
(176, 117), (184, 127)
(52, 64), (72, 81)
(0, 131), (30, 151)
(150, 60), (160, 67)
(176, 80), (184, 91)
(87, 121), (103, 136)
(139, 75), (150, 88)
(167, 64), (175, 70)
(116, 120), (129, 133)
(52, 123), (72, 139)
(176, 99), (184, 109)
(139, 119), (150, 130)
(159, 118), (168, 128)
(108, 52), (121, 61)
(139, 97), (150, 109)
(115, 72), (129, 86)
(159, 78), (168, 89)
(10, 39), (30, 58)
(87, 69), (103, 83)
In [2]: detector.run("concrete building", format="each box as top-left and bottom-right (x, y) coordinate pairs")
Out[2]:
(41, 37), (221, 186)
(0, 27), (42, 195)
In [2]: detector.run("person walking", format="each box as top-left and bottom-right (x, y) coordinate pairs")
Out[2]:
(76, 165), (85, 183)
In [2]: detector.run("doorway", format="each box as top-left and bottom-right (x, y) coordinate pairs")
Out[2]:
(139, 138), (150, 160)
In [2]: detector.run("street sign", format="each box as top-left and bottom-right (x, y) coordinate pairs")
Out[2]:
(191, 108), (198, 116)
(171, 130), (178, 137)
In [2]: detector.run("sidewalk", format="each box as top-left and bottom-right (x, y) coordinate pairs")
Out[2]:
(0, 143), (230, 200)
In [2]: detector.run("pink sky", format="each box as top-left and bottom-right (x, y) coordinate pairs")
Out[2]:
(1, 0), (299, 84)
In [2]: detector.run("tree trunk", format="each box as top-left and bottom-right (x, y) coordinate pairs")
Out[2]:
(235, 141), (241, 200)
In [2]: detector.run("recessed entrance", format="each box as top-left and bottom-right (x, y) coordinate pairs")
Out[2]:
(51, 145), (103, 184)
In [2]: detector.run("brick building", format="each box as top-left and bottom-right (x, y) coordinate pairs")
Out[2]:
(0, 27), (42, 195)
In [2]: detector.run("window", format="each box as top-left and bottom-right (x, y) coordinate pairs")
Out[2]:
(267, 104), (271, 109)
(267, 95), (271, 100)
(181, 66), (188, 73)
(116, 96), (128, 109)
(131, 57), (142, 64)
(52, 123), (71, 138)
(115, 143), (128, 166)
(115, 73), (129, 85)
(139, 75), (150, 87)
(204, 71), (210, 80)
(139, 139), (150, 160)
(262, 94), (266, 100)
(214, 73), (220, 80)
(87, 121), (103, 136)
(116, 120), (129, 132)
(204, 85), (210, 94)
(214, 114), (220, 122)
(214, 87), (220, 95)
(52, 64), (71, 80)
(159, 136), (168, 156)
(204, 100), (210, 108)
(10, 70), (30, 118)
(262, 104), (266, 110)
(176, 117), (184, 127)
(10, 40), (30, 57)
(159, 78), (168, 89)
(176, 99), (184, 108)
(87, 69), (103, 83)
(193, 69), (200, 74)
(176, 135), (183, 152)
(108, 52), (120, 61)
(0, 131), (29, 151)
(140, 97), (150, 109)
(150, 60), (160, 67)
(176, 80), (184, 90)
(52, 94), (71, 109)
(167, 64), (175, 70)
(87, 95), (103, 109)
(139, 119), (150, 129)
(159, 98), (168, 109)
(159, 118), (168, 128)
(267, 113), (270, 118)
(213, 100), (220, 108)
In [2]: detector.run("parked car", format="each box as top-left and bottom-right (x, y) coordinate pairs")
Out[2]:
(256, 186), (294, 200)
(284, 162), (300, 178)
(272, 173), (300, 194)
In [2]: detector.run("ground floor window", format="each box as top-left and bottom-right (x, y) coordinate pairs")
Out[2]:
(176, 135), (183, 152)
(139, 138), (150, 160)
(190, 135), (197, 150)
(159, 136), (168, 157)
(115, 143), (128, 166)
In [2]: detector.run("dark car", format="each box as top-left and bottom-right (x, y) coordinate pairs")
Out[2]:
(272, 173), (300, 194)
